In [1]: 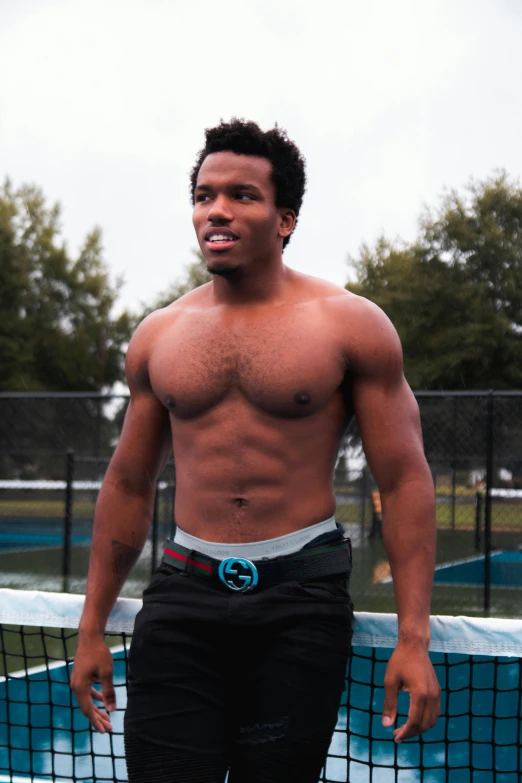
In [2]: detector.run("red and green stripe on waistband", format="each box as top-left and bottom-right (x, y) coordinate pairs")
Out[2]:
(163, 542), (213, 575)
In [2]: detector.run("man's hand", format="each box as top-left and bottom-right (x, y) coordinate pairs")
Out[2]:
(71, 635), (117, 733)
(382, 642), (441, 742)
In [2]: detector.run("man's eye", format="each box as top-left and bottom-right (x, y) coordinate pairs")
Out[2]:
(196, 194), (210, 202)
(236, 193), (253, 201)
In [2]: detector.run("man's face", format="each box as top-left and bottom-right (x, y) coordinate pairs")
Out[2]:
(192, 151), (293, 277)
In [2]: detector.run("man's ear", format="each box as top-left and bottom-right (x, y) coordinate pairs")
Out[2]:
(278, 209), (296, 239)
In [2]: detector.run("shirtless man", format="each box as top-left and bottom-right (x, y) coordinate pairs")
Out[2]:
(71, 119), (440, 782)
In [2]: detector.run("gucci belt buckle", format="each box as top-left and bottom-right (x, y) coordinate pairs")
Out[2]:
(218, 557), (259, 592)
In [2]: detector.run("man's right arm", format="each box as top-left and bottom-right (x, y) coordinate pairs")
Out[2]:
(71, 313), (172, 731)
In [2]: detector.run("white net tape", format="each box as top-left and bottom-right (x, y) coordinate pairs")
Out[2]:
(1, 589), (521, 656)
(0, 480), (169, 491)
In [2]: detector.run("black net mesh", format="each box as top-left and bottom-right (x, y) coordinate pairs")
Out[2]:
(1, 603), (521, 782)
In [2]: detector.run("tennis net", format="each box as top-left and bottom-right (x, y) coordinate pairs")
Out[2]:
(1, 589), (521, 783)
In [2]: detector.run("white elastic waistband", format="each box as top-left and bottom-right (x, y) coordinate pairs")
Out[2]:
(173, 517), (337, 561)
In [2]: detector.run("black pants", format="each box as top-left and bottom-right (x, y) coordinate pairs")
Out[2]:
(124, 561), (353, 782)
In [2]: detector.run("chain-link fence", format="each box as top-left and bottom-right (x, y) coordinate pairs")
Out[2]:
(335, 391), (522, 617)
(1, 391), (521, 616)
(0, 393), (168, 596)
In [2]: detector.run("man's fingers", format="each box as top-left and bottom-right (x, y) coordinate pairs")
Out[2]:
(382, 674), (399, 727)
(393, 694), (426, 742)
(91, 705), (114, 733)
(74, 688), (113, 732)
(73, 683), (95, 717)
(82, 699), (113, 734)
(72, 676), (115, 732)
(71, 641), (117, 732)
(382, 647), (441, 741)
(398, 686), (441, 740)
(100, 670), (117, 712)
(420, 693), (441, 734)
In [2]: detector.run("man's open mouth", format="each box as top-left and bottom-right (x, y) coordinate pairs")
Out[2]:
(204, 230), (239, 251)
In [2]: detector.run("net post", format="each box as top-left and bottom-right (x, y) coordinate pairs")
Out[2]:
(474, 490), (482, 553)
(151, 483), (159, 577)
(62, 449), (75, 593)
(484, 391), (494, 612)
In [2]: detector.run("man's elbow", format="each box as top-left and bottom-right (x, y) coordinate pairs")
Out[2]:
(379, 459), (434, 499)
(102, 463), (157, 501)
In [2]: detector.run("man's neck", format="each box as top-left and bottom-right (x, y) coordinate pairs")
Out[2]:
(210, 262), (293, 308)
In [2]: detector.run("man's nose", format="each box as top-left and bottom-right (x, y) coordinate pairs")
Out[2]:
(207, 195), (233, 223)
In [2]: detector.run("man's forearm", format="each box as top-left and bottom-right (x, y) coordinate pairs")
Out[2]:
(79, 477), (155, 637)
(381, 473), (436, 646)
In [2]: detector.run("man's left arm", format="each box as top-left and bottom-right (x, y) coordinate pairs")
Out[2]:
(346, 297), (441, 743)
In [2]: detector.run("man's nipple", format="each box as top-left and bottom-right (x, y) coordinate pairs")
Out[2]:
(294, 392), (311, 405)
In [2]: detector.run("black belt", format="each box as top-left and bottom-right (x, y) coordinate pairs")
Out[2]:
(162, 537), (352, 593)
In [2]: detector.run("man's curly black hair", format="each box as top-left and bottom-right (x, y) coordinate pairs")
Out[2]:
(190, 118), (307, 250)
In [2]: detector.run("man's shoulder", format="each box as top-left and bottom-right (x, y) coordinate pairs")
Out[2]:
(293, 272), (396, 339)
(138, 283), (213, 330)
(304, 276), (386, 325)
(127, 284), (213, 373)
(295, 270), (348, 301)
(168, 282), (214, 310)
(313, 284), (402, 374)
(297, 272), (377, 314)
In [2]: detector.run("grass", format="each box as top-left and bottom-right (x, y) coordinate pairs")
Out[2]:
(436, 500), (522, 530)
(335, 498), (522, 531)
(0, 500), (96, 518)
(335, 483), (480, 498)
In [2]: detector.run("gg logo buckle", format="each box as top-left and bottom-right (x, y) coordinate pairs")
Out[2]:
(218, 557), (259, 592)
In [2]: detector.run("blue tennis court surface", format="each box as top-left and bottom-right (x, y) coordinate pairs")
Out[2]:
(0, 521), (91, 552)
(0, 650), (128, 782)
(433, 549), (522, 588)
(2, 646), (521, 783)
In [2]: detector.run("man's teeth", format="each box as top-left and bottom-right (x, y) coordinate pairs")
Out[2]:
(209, 235), (235, 242)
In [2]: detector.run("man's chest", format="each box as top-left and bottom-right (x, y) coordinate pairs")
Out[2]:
(148, 307), (348, 420)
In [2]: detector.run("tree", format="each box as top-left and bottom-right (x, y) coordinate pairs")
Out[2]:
(0, 179), (132, 392)
(346, 172), (522, 390)
(139, 249), (212, 319)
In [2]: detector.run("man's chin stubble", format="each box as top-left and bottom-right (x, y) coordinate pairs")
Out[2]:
(206, 263), (242, 279)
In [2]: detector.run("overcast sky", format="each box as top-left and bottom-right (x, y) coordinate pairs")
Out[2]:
(1, 0), (521, 314)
